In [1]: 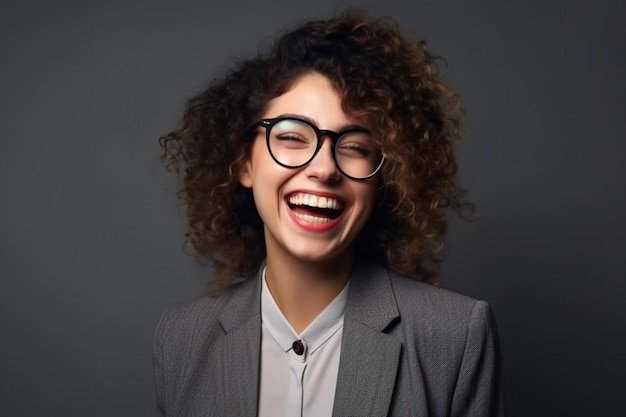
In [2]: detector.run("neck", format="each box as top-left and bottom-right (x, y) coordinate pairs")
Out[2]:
(264, 248), (352, 334)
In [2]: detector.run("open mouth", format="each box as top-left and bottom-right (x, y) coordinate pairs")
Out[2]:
(287, 192), (344, 224)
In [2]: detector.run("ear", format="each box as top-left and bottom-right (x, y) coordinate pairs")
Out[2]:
(238, 160), (253, 189)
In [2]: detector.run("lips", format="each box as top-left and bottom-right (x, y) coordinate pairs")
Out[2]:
(286, 192), (344, 224)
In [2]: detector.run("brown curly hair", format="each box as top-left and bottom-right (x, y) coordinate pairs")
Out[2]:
(160, 8), (472, 288)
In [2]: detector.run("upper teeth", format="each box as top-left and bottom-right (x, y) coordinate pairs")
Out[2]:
(288, 193), (342, 210)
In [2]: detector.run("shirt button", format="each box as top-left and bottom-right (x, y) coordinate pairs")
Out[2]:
(292, 340), (305, 355)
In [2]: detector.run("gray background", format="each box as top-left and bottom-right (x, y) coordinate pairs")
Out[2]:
(1, 0), (624, 416)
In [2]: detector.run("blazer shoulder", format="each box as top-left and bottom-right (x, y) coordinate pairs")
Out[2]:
(385, 269), (493, 335)
(155, 284), (241, 345)
(388, 268), (478, 303)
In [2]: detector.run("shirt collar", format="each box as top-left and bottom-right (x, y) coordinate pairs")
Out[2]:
(261, 267), (349, 355)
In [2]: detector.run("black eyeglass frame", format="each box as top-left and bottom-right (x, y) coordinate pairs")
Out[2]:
(253, 117), (385, 180)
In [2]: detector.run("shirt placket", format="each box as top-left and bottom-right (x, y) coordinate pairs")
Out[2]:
(285, 339), (308, 417)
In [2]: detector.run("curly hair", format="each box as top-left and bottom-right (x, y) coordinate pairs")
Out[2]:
(160, 8), (472, 288)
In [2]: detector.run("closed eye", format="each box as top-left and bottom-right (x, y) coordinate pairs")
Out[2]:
(336, 142), (373, 158)
(274, 133), (313, 148)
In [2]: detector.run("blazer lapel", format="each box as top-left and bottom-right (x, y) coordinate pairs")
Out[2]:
(333, 264), (402, 417)
(216, 273), (263, 416)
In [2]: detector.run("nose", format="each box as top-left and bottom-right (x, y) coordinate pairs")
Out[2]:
(304, 137), (341, 182)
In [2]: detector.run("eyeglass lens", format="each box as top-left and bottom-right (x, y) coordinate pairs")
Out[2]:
(267, 118), (383, 179)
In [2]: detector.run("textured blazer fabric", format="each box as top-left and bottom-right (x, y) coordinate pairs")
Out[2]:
(153, 263), (504, 416)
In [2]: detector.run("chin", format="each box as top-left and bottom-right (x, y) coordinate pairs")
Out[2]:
(287, 242), (352, 264)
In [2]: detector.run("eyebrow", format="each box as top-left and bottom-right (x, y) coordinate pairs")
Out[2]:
(276, 113), (368, 132)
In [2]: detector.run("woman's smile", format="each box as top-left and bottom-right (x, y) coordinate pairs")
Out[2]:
(288, 192), (343, 222)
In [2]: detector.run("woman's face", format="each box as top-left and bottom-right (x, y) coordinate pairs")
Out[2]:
(239, 73), (379, 265)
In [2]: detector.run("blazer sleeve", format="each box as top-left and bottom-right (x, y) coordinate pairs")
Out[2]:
(450, 300), (504, 417)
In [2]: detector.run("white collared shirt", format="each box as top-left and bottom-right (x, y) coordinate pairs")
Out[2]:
(258, 271), (348, 417)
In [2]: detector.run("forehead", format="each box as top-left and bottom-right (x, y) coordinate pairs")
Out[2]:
(263, 73), (361, 130)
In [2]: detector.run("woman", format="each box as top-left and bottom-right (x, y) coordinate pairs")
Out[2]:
(155, 9), (503, 417)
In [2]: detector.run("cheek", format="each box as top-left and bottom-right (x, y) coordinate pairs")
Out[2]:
(355, 183), (379, 219)
(248, 157), (290, 212)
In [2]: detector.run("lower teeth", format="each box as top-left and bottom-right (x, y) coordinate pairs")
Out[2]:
(294, 212), (332, 224)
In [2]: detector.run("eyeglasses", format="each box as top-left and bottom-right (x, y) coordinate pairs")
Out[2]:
(253, 117), (384, 180)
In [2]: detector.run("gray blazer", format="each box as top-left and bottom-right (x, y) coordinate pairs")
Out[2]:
(153, 263), (503, 416)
